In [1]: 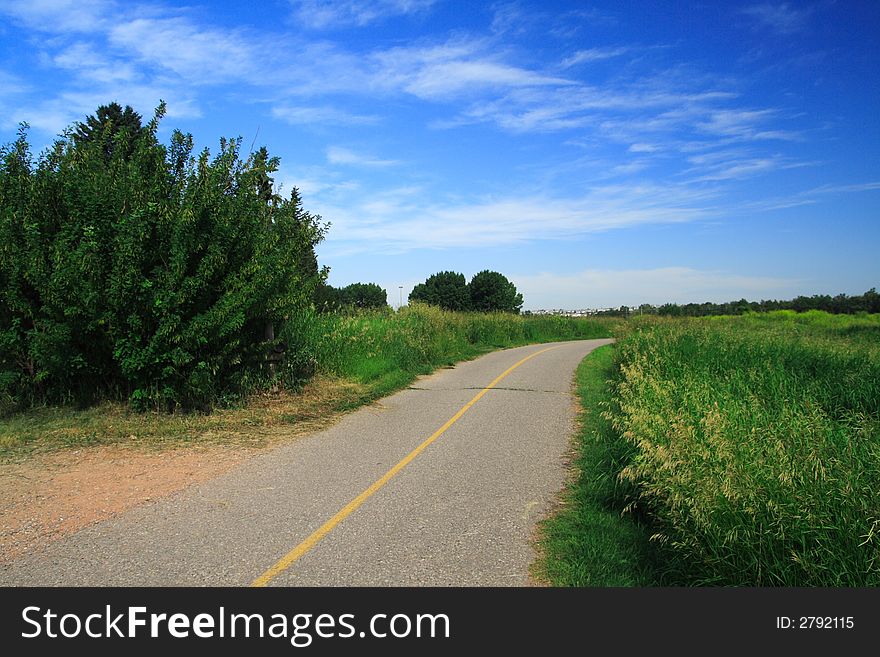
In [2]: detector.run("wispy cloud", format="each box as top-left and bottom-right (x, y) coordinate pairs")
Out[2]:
(809, 181), (880, 195)
(370, 39), (572, 100)
(560, 47), (629, 68)
(490, 2), (527, 35)
(0, 0), (112, 33)
(326, 146), (399, 167)
(689, 155), (813, 182)
(736, 180), (880, 213)
(289, 0), (436, 29)
(741, 3), (812, 34)
(317, 181), (717, 254)
(53, 42), (139, 84)
(2, 87), (199, 135)
(0, 0), (819, 205)
(696, 108), (800, 141)
(108, 17), (259, 84)
(0, 70), (28, 98)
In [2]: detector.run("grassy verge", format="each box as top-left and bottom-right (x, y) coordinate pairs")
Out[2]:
(0, 375), (370, 461)
(1, 305), (615, 460)
(533, 344), (657, 586)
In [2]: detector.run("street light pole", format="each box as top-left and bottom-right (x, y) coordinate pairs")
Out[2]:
(399, 286), (403, 309)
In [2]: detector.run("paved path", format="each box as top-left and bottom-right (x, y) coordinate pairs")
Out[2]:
(0, 339), (612, 586)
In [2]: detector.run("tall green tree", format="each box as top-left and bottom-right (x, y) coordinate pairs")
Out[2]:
(468, 270), (523, 313)
(73, 102), (146, 163)
(409, 271), (470, 311)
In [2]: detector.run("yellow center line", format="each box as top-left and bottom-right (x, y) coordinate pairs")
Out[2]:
(250, 345), (559, 587)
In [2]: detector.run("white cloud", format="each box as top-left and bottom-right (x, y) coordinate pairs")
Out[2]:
(0, 70), (28, 98)
(4, 87), (200, 136)
(1, 103), (72, 134)
(740, 180), (880, 213)
(689, 155), (814, 182)
(290, 0), (436, 29)
(628, 142), (660, 153)
(513, 268), (801, 309)
(490, 2), (527, 35)
(696, 108), (799, 142)
(370, 39), (572, 100)
(0, 0), (815, 202)
(809, 181), (880, 195)
(0, 0), (113, 33)
(108, 17), (258, 84)
(326, 146), (399, 167)
(317, 182), (717, 254)
(741, 3), (812, 34)
(53, 42), (138, 84)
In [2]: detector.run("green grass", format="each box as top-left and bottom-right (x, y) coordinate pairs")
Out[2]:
(533, 344), (658, 586)
(607, 311), (880, 586)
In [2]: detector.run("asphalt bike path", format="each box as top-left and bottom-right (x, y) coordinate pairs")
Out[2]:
(1, 339), (612, 586)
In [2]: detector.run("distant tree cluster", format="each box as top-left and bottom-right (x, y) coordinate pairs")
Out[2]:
(595, 289), (880, 317)
(409, 270), (523, 313)
(314, 282), (388, 312)
(0, 102), (326, 413)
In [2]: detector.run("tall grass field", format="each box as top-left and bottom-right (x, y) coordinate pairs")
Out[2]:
(607, 311), (880, 585)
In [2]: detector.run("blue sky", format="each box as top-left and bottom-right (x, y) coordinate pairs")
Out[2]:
(1, 0), (877, 310)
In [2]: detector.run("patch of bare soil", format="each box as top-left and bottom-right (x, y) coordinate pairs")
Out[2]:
(0, 444), (254, 563)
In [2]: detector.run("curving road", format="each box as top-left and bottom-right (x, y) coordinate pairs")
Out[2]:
(0, 339), (612, 586)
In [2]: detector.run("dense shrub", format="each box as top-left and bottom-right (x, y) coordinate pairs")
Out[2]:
(0, 103), (325, 412)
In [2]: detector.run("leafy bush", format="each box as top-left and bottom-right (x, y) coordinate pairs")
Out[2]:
(0, 102), (325, 412)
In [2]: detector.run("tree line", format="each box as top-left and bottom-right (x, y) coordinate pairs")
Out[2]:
(593, 288), (880, 317)
(312, 269), (526, 314)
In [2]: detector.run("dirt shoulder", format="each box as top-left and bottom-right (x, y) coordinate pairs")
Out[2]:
(0, 444), (254, 562)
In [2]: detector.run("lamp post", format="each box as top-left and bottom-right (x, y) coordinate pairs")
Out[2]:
(399, 286), (403, 309)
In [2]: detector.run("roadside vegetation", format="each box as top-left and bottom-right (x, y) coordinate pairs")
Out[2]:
(540, 310), (880, 586)
(534, 344), (657, 586)
(0, 304), (614, 458)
